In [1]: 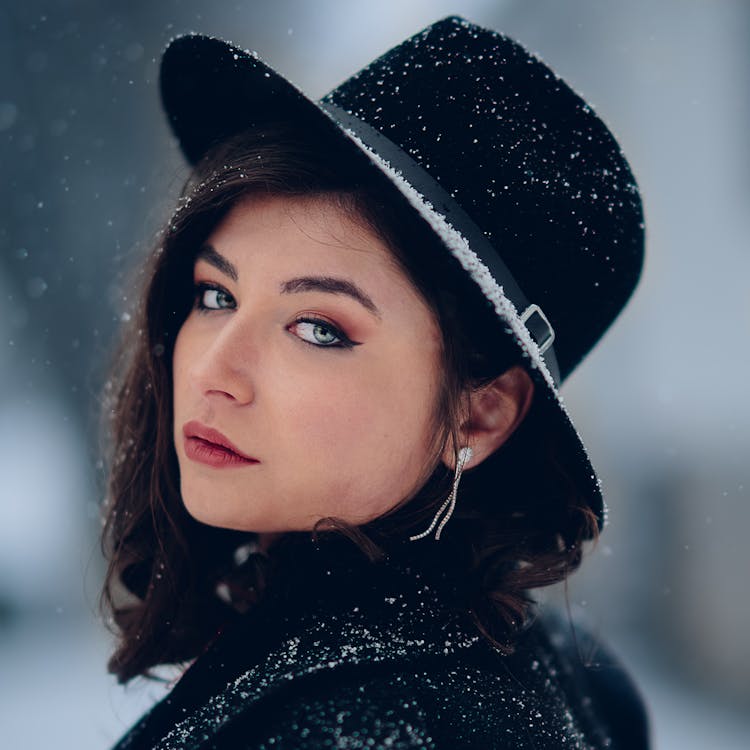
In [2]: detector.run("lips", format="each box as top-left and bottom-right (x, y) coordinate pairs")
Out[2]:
(182, 421), (259, 468)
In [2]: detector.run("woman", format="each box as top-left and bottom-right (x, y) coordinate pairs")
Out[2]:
(102, 16), (648, 749)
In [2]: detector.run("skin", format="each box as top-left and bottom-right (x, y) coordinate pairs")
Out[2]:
(172, 193), (534, 536)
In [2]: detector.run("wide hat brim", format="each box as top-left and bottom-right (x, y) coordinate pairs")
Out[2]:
(159, 17), (645, 534)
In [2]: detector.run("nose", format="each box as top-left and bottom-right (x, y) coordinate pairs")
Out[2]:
(182, 317), (257, 406)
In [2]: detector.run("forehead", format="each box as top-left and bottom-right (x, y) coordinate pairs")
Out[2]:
(204, 193), (420, 298)
(215, 193), (365, 245)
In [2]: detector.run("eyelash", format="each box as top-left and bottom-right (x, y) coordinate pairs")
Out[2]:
(191, 282), (357, 350)
(193, 282), (236, 312)
(289, 317), (356, 350)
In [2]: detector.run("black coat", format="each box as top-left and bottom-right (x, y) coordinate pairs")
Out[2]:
(112, 538), (649, 749)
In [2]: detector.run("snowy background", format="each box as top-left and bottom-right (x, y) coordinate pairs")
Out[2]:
(1, 0), (749, 747)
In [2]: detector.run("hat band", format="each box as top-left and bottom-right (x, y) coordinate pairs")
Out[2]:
(320, 101), (560, 386)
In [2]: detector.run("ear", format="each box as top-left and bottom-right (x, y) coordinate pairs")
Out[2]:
(441, 365), (535, 470)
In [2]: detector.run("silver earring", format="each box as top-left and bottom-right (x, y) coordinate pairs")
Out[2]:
(409, 446), (473, 541)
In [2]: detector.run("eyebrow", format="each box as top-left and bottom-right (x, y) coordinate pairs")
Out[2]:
(196, 244), (238, 282)
(196, 244), (381, 319)
(280, 276), (381, 319)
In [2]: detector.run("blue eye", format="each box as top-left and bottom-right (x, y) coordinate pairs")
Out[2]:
(290, 317), (357, 349)
(194, 284), (235, 311)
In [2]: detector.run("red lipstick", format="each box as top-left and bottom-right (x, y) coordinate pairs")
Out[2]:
(182, 421), (259, 468)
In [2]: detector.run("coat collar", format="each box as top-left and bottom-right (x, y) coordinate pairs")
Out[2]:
(121, 535), (483, 750)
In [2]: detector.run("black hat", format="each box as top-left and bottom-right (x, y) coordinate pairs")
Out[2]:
(159, 16), (644, 531)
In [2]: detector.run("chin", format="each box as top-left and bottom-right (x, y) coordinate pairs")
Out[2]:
(180, 491), (281, 533)
(180, 490), (241, 530)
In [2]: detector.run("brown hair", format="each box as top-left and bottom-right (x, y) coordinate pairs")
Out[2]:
(100, 122), (597, 683)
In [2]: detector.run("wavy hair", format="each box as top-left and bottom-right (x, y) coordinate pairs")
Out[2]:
(100, 122), (597, 683)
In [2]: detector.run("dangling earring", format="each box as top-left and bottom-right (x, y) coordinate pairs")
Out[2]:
(409, 446), (473, 542)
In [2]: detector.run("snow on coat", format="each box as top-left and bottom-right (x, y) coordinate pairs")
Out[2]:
(111, 537), (648, 749)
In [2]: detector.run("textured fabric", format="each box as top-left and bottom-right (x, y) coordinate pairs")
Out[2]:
(111, 538), (649, 749)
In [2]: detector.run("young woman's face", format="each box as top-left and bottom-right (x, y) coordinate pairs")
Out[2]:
(172, 193), (444, 533)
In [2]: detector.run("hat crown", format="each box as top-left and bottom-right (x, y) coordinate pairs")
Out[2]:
(322, 16), (644, 380)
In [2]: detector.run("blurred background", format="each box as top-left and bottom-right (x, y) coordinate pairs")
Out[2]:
(1, 0), (748, 747)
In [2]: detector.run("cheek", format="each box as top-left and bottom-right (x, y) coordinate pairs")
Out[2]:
(171, 329), (193, 412)
(280, 373), (378, 450)
(277, 349), (441, 500)
(172, 334), (186, 405)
